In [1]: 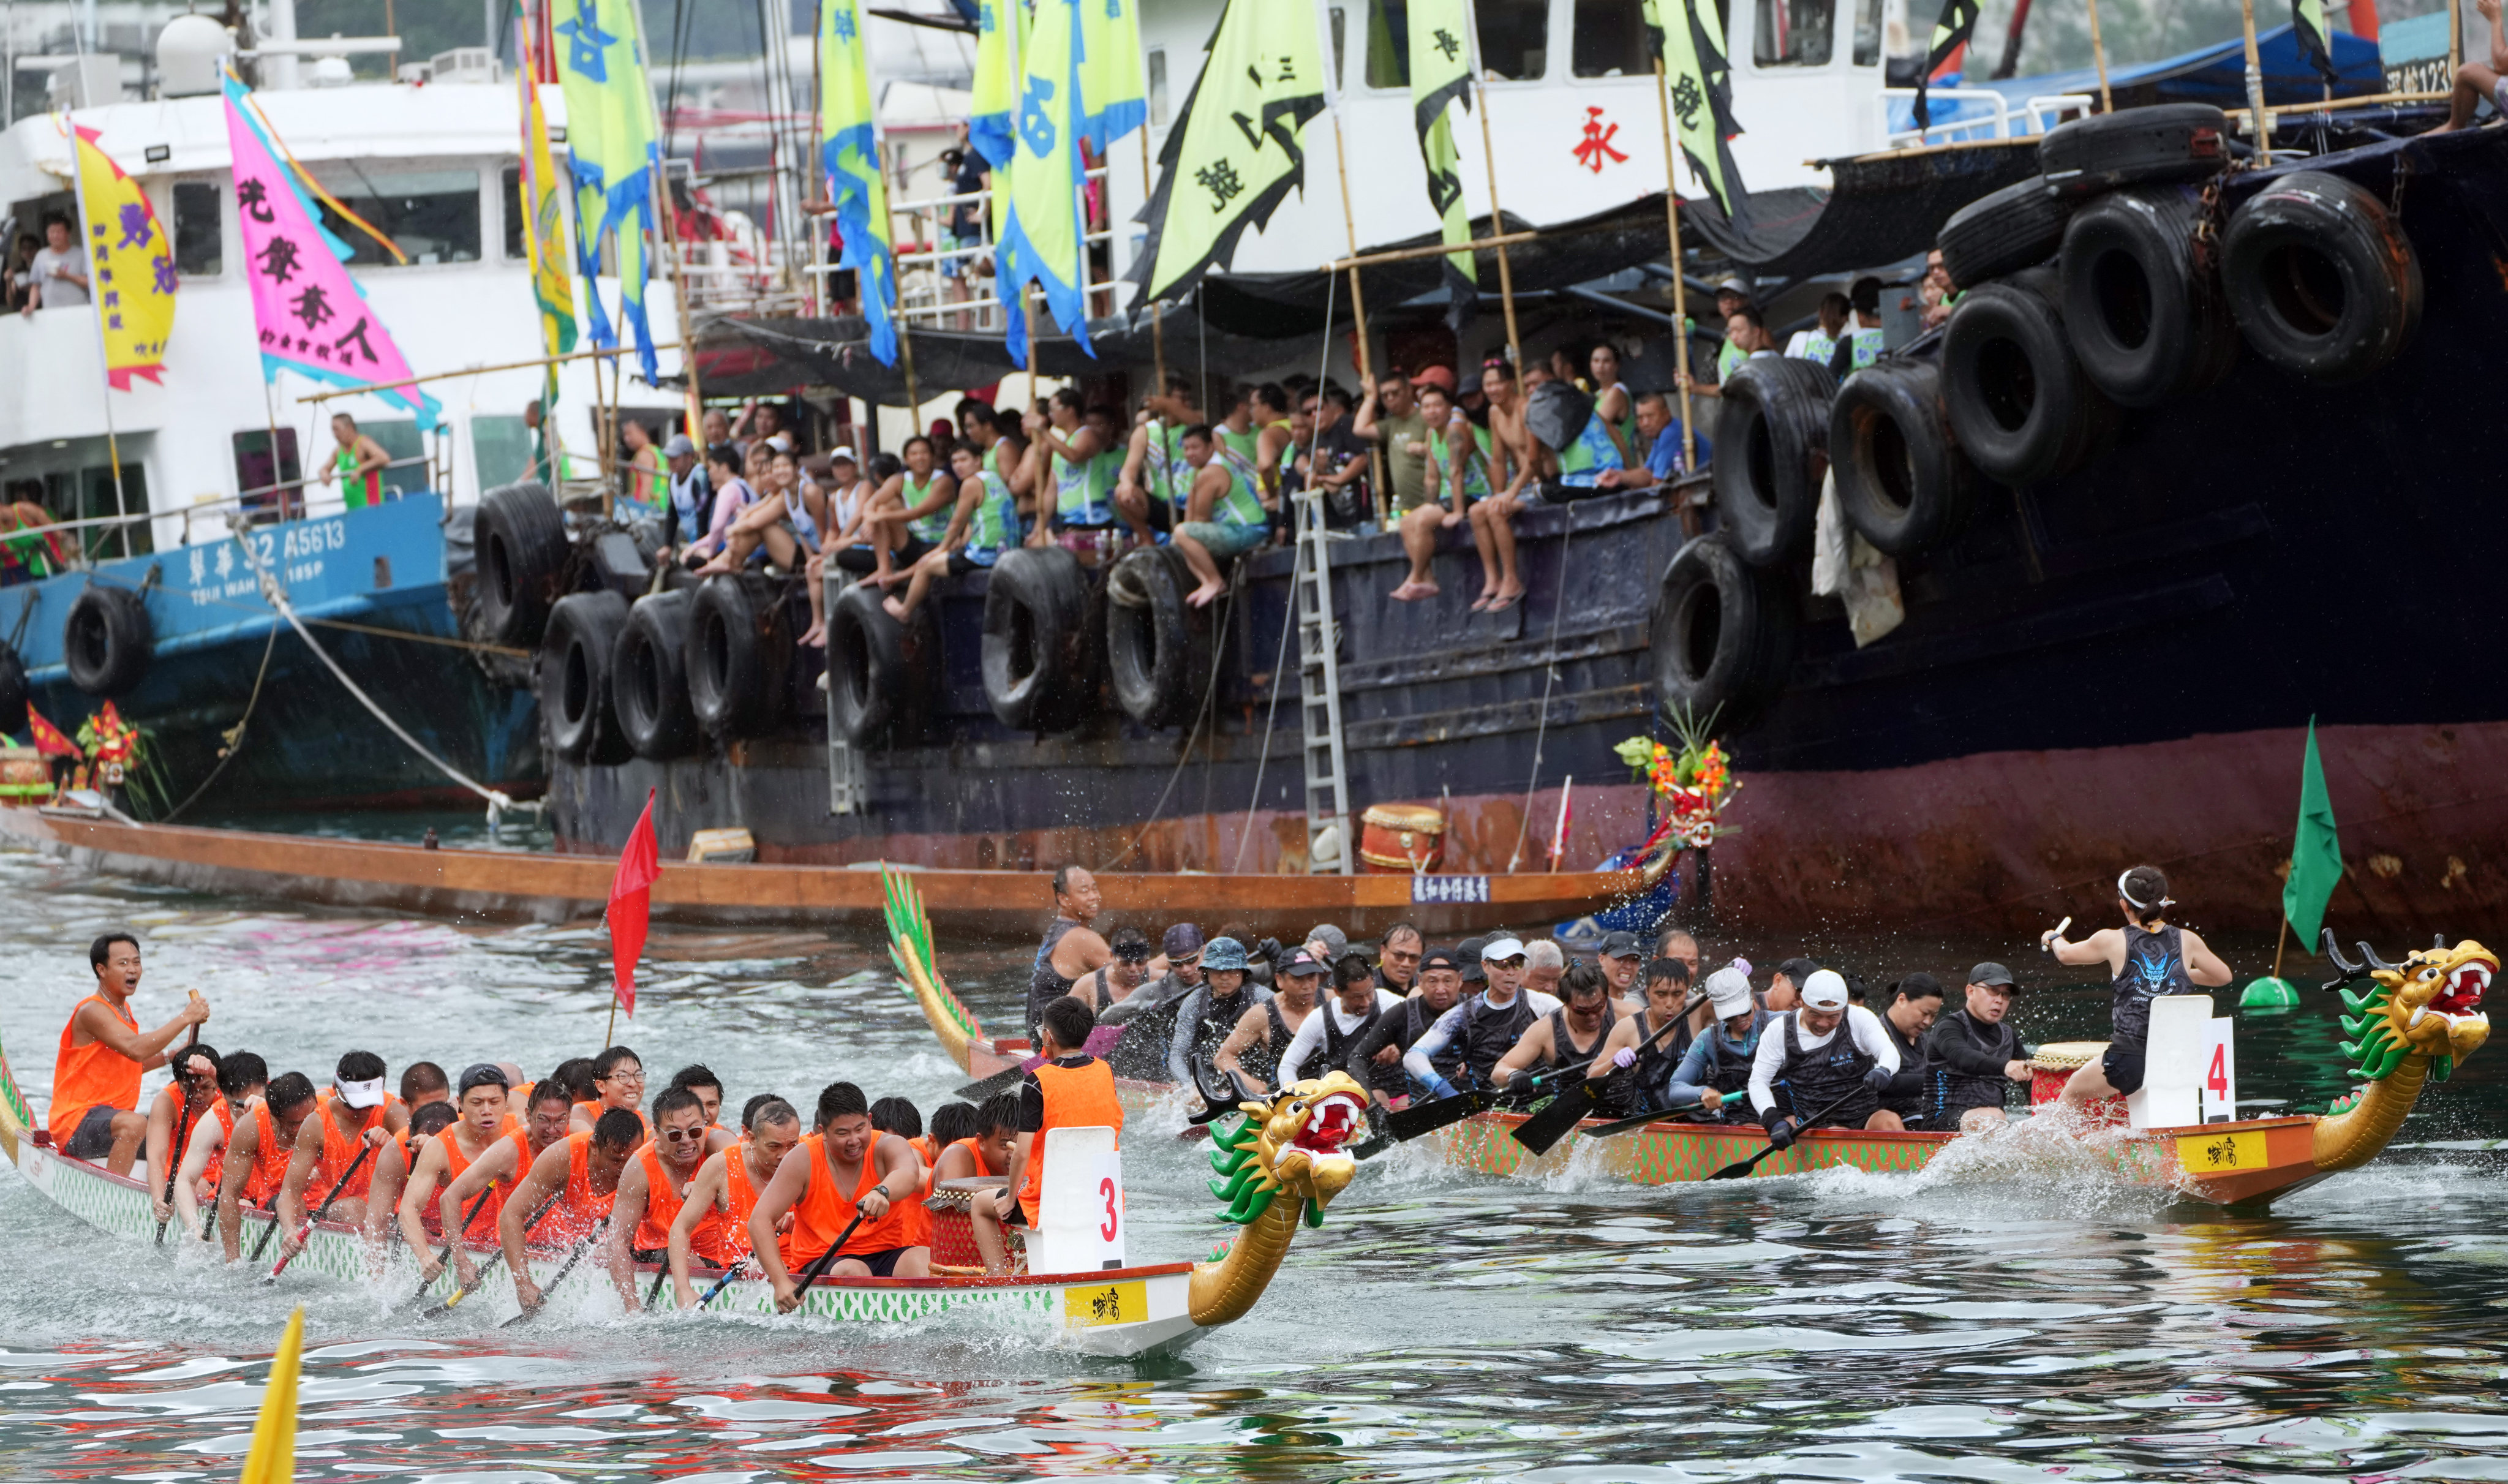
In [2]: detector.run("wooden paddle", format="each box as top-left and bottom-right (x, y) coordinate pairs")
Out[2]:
(421, 1187), (562, 1318)
(401, 1182), (501, 1312)
(154, 1077), (198, 1246)
(1703, 1089), (1864, 1181)
(776, 1209), (870, 1314)
(951, 1066), (1025, 1101)
(1510, 992), (1709, 1157)
(502, 1218), (611, 1328)
(258, 1137), (378, 1279)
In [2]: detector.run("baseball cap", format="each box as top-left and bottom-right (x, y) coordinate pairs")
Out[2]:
(1717, 276), (1749, 295)
(1306, 924), (1349, 960)
(663, 432), (697, 459)
(1481, 935), (1526, 962)
(1969, 962), (2016, 988)
(829, 447), (860, 467)
(1705, 965), (1755, 1019)
(1409, 364), (1458, 393)
(1420, 948), (1459, 973)
(1799, 969), (1850, 1012)
(1599, 930), (1642, 960)
(1163, 922), (1205, 959)
(457, 1063), (510, 1097)
(1463, 955), (1488, 983)
(1278, 947), (1325, 977)
(1456, 935), (1488, 963)
(1202, 936), (1248, 973)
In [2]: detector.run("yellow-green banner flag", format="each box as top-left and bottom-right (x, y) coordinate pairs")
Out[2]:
(999, 0), (1090, 361)
(515, 29), (579, 375)
(1078, 0), (1146, 151)
(1407, 0), (1475, 328)
(2292, 0), (2338, 83)
(1129, 0), (1326, 307)
(1648, 0), (1744, 217)
(821, 0), (899, 366)
(552, 0), (663, 381)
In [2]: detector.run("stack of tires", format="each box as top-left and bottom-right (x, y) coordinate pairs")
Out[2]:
(540, 574), (795, 765)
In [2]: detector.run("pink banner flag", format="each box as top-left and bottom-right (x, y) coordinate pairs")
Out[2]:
(221, 72), (440, 429)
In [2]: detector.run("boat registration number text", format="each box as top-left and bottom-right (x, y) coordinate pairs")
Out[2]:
(1412, 875), (1491, 905)
(2177, 1129), (2266, 1172)
(1063, 1279), (1147, 1328)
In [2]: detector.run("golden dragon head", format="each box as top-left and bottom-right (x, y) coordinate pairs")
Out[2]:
(1207, 1072), (1368, 1227)
(2326, 934), (2493, 1081)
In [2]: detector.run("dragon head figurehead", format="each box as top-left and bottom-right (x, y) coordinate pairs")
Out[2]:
(2327, 933), (2493, 1082)
(1208, 1072), (1367, 1226)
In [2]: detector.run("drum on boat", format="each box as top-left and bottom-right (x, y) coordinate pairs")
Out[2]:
(1358, 804), (1445, 873)
(2029, 1040), (2127, 1124)
(930, 1175), (1007, 1271)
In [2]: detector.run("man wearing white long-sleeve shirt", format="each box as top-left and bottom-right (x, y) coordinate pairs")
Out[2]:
(1278, 955), (1407, 1088)
(1402, 936), (1564, 1098)
(1748, 968), (1904, 1149)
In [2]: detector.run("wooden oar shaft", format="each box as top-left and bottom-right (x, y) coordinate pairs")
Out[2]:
(502, 1218), (609, 1328)
(423, 1187), (564, 1317)
(155, 1082), (197, 1246)
(257, 1135), (378, 1271)
(408, 1183), (500, 1308)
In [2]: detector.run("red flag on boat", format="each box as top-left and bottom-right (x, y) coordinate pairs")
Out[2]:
(24, 706), (77, 759)
(608, 791), (660, 1018)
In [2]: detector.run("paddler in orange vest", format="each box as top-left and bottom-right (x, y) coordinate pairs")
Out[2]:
(930, 1090), (1017, 1183)
(435, 1079), (583, 1290)
(970, 995), (1123, 1274)
(668, 1096), (804, 1309)
(366, 1103), (459, 1247)
(51, 930), (212, 1173)
(604, 1086), (735, 1310)
(141, 1038), (220, 1224)
(570, 1045), (654, 1142)
(748, 1082), (932, 1309)
(274, 1052), (409, 1261)
(496, 1108), (643, 1315)
(391, 1064), (514, 1281)
(173, 1052), (267, 1238)
(213, 1071), (319, 1260)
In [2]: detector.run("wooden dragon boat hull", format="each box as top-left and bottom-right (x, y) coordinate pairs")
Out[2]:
(0, 807), (1649, 938)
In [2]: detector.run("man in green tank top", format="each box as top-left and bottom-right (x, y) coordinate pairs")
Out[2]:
(1214, 385), (1260, 465)
(1172, 423), (1270, 609)
(1352, 369), (1431, 516)
(1389, 382), (1478, 602)
(1114, 374), (1202, 546)
(1026, 388), (1115, 551)
(883, 439), (1025, 625)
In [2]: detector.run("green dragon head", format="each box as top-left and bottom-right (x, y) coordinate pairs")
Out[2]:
(1208, 1072), (1367, 1229)
(2330, 935), (2493, 1083)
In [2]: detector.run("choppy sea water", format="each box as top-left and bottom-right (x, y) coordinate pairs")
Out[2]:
(0, 843), (2504, 1483)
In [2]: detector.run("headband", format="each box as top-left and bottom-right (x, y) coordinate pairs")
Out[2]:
(2117, 872), (2176, 911)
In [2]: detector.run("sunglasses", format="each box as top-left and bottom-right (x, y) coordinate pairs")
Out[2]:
(661, 1126), (706, 1143)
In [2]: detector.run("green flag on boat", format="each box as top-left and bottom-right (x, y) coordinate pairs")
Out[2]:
(1646, 0), (1744, 218)
(1407, 0), (1477, 330)
(2291, 0), (2340, 83)
(2283, 717), (2343, 947)
(1128, 0), (1327, 308)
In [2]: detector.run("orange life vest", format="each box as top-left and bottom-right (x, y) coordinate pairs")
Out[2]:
(946, 1136), (1005, 1178)
(434, 1126), (506, 1243)
(50, 994), (140, 1145)
(1016, 1057), (1123, 1224)
(783, 1132), (917, 1270)
(699, 1144), (764, 1266)
(630, 1143), (706, 1251)
(902, 1134), (938, 1249)
(543, 1131), (617, 1245)
(241, 1099), (293, 1208)
(309, 1093), (386, 1203)
(573, 1099), (653, 1143)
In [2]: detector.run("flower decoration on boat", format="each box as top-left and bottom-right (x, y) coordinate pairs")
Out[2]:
(1614, 702), (1740, 849)
(76, 702), (143, 787)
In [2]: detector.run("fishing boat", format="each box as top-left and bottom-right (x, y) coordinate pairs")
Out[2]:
(0, 1002), (1368, 1358)
(0, 804), (1650, 935)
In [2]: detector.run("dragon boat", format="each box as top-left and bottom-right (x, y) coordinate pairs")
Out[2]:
(893, 892), (2491, 1211)
(0, 1004), (1366, 1360)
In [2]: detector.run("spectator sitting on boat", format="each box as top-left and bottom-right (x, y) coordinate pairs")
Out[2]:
(1215, 946), (1325, 1094)
(1750, 968), (1904, 1143)
(742, 400), (796, 457)
(859, 435), (958, 587)
(1025, 389), (1119, 556)
(693, 447), (818, 578)
(1349, 946), (1464, 1106)
(1787, 293), (1851, 364)
(1922, 963), (2035, 1131)
(1587, 342), (1639, 467)
(1491, 961), (1620, 1090)
(1167, 935), (1274, 1085)
(2438, 0), (2508, 131)
(702, 407), (732, 449)
(20, 214), (86, 317)
(1170, 423), (1271, 609)
(1306, 382), (1372, 526)
(1665, 961), (1769, 1120)
(682, 443), (755, 567)
(1352, 369), (1433, 526)
(321, 413), (393, 510)
(1402, 936), (1563, 1097)
(620, 418), (668, 519)
(659, 433), (707, 555)
(1211, 383), (1260, 464)
(1277, 952), (1406, 1089)
(1874, 973), (1946, 1128)
(866, 441), (1006, 625)
(1680, 306), (1777, 401)
(51, 930), (212, 1173)
(1252, 383), (1298, 503)
(1388, 382), (1479, 603)
(1829, 277), (1888, 377)
(1466, 358), (1537, 612)
(1920, 250), (1957, 330)
(1115, 373), (1203, 543)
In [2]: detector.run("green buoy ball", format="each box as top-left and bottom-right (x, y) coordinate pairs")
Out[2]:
(2240, 976), (2302, 1011)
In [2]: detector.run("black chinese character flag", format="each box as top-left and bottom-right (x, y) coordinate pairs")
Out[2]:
(1646, 0), (1745, 218)
(1914, 0), (1982, 129)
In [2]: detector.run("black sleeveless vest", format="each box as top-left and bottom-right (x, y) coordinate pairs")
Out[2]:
(2109, 924), (2193, 1050)
(1026, 918), (1081, 1043)
(1458, 992), (1541, 1080)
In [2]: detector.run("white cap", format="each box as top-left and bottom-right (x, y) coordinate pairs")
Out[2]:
(334, 1076), (387, 1110)
(1480, 936), (1526, 961)
(1799, 969), (1850, 1012)
(1704, 965), (1755, 1019)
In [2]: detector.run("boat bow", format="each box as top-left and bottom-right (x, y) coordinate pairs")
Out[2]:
(2314, 936), (2492, 1172)
(884, 865), (984, 1074)
(1189, 1074), (1365, 1328)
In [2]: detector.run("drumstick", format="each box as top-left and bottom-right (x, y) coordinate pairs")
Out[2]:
(2041, 917), (2071, 955)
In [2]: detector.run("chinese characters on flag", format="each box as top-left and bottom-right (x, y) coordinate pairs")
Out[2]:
(69, 124), (176, 390)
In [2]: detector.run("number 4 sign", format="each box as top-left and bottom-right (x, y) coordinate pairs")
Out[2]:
(2199, 1017), (2238, 1123)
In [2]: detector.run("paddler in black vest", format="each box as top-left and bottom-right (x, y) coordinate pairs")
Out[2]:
(1585, 957), (1696, 1117)
(1491, 962), (1620, 1094)
(2043, 865), (2232, 1110)
(1873, 974), (1946, 1128)
(1104, 923), (1203, 1082)
(1595, 931), (1647, 1014)
(1750, 968), (1904, 1148)
(1214, 947), (1324, 1093)
(1069, 925), (1151, 1014)
(1923, 963), (2037, 1131)
(1278, 953), (1406, 1090)
(1027, 865), (1112, 1048)
(1166, 935), (1272, 1086)
(1401, 936), (1564, 1099)
(1666, 962), (1771, 1121)
(1347, 947), (1466, 1107)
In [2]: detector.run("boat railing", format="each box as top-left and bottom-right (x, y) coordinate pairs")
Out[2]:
(866, 165), (1121, 333)
(0, 455), (441, 571)
(1875, 89), (2096, 149)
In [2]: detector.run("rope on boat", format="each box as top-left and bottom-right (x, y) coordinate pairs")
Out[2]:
(227, 514), (541, 825)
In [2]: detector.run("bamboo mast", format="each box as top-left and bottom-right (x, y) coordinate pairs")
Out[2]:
(2237, 0), (2271, 160)
(1463, 0), (1521, 372)
(1649, 58), (1696, 474)
(2087, 0), (2115, 112)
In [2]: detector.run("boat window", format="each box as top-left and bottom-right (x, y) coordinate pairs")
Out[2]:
(61, 464), (151, 559)
(358, 419), (429, 498)
(1573, 0), (1650, 75)
(473, 415), (538, 491)
(1148, 48), (1169, 127)
(1365, 0), (1410, 88)
(1475, 0), (1546, 78)
(309, 165), (481, 267)
(233, 428), (302, 524)
(1853, 0), (1884, 64)
(173, 181), (220, 276)
(1755, 0), (1835, 65)
(502, 165), (526, 260)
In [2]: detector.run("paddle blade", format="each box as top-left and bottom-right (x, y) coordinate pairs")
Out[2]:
(238, 1306), (305, 1484)
(1705, 1156), (1760, 1180)
(951, 1066), (1025, 1101)
(1509, 1080), (1599, 1157)
(1385, 1089), (1486, 1142)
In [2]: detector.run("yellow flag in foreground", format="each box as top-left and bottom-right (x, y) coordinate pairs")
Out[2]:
(238, 1306), (306, 1484)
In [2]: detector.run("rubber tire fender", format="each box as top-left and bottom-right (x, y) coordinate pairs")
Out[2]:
(683, 575), (777, 739)
(475, 481), (570, 648)
(1710, 355), (1834, 568)
(64, 584), (151, 695)
(0, 644), (25, 733)
(2038, 102), (2229, 197)
(540, 590), (633, 764)
(982, 546), (1093, 733)
(2220, 168), (2422, 384)
(611, 589), (700, 761)
(1829, 360), (1978, 557)
(1936, 176), (2077, 288)
(1940, 267), (2117, 487)
(826, 582), (933, 745)
(2059, 186), (2239, 408)
(1105, 544), (1213, 728)
(1649, 533), (1796, 729)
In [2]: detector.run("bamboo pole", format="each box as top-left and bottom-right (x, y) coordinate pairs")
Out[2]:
(900, 322), (922, 445)
(1325, 113), (1385, 526)
(2450, 0), (2465, 83)
(1651, 58), (1696, 475)
(296, 339), (689, 404)
(1320, 221), (1618, 273)
(1473, 77), (1523, 374)
(2237, 0), (2272, 162)
(2086, 0), (2114, 112)
(653, 161), (706, 442)
(60, 111), (132, 556)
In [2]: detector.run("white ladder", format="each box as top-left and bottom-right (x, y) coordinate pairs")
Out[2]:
(1291, 493), (1352, 875)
